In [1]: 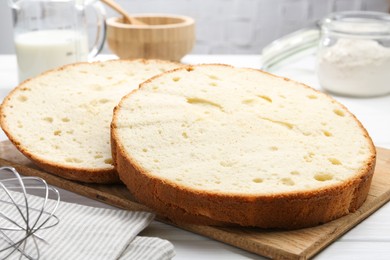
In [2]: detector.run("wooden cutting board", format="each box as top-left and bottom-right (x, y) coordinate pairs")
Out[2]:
(1, 140), (390, 260)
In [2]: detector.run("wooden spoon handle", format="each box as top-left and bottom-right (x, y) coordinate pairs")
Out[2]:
(100, 0), (146, 25)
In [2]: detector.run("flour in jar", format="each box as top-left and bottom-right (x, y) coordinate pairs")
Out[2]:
(317, 38), (390, 97)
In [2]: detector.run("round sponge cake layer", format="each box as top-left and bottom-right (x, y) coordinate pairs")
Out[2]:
(0, 60), (180, 183)
(112, 64), (376, 228)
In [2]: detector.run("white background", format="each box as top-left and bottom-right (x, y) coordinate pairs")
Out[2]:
(0, 0), (388, 55)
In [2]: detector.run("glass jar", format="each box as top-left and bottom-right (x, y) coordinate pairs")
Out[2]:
(317, 11), (390, 97)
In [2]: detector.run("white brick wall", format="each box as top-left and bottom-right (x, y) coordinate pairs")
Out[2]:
(0, 0), (388, 55)
(102, 0), (388, 54)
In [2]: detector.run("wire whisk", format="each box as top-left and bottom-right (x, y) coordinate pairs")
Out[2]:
(0, 166), (60, 260)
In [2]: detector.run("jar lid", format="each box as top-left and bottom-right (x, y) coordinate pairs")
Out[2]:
(321, 11), (390, 37)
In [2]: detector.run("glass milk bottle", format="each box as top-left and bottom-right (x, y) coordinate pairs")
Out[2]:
(8, 0), (106, 82)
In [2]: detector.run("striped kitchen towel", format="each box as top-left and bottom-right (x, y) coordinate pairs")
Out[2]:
(0, 189), (175, 260)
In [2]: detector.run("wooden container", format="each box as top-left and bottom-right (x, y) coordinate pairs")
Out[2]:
(106, 14), (195, 61)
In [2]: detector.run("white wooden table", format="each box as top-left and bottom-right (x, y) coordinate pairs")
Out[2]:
(1, 54), (390, 259)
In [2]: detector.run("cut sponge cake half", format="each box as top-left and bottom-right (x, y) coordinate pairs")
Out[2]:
(111, 64), (376, 228)
(0, 59), (180, 183)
